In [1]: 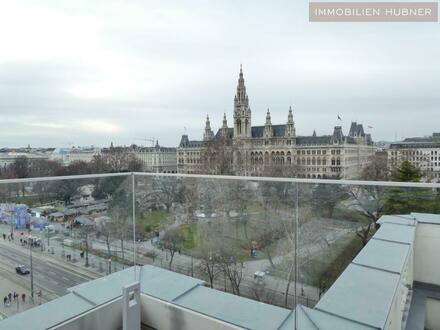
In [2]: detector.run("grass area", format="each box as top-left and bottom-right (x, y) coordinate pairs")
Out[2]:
(245, 200), (264, 213)
(176, 218), (270, 261)
(138, 210), (171, 233)
(301, 232), (363, 288)
(269, 231), (364, 289)
(178, 224), (198, 250)
(332, 207), (370, 224)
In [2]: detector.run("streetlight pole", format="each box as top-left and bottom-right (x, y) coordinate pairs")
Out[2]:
(300, 274), (304, 297)
(9, 209), (15, 239)
(47, 227), (50, 247)
(29, 237), (34, 302)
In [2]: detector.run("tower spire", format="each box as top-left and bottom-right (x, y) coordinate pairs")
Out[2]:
(204, 115), (214, 140)
(288, 106), (293, 123)
(264, 108), (273, 138)
(233, 65), (251, 139)
(285, 106), (296, 138)
(222, 113), (228, 129)
(265, 108), (272, 125)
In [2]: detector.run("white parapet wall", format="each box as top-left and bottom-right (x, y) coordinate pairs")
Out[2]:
(139, 294), (243, 330)
(53, 298), (122, 330)
(414, 223), (440, 286)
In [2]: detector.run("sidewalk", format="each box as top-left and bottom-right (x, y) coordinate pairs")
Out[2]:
(0, 274), (48, 318)
(0, 225), (128, 280)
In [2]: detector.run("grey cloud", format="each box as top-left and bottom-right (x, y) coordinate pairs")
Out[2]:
(0, 0), (438, 147)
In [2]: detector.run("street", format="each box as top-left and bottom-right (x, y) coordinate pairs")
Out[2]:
(0, 242), (93, 296)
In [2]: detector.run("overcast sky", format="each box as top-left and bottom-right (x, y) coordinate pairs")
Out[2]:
(0, 0), (438, 148)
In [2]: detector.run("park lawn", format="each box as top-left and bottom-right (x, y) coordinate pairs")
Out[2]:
(300, 231), (364, 288)
(269, 231), (365, 287)
(245, 200), (264, 213)
(178, 223), (198, 250)
(138, 210), (172, 233)
(177, 219), (268, 261)
(332, 207), (371, 224)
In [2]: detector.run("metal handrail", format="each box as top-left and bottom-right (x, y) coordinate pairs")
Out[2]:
(0, 171), (438, 188)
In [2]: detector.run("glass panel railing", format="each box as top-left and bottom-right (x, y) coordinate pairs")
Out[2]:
(0, 173), (132, 318)
(134, 174), (306, 309)
(297, 181), (440, 305)
(1, 172), (439, 325)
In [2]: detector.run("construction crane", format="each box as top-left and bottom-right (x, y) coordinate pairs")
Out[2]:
(134, 138), (155, 147)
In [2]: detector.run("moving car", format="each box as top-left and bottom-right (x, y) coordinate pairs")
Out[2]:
(15, 265), (30, 275)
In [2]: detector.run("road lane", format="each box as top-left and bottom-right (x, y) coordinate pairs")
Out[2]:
(0, 242), (93, 296)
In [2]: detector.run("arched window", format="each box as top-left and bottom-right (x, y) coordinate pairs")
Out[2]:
(265, 152), (270, 164)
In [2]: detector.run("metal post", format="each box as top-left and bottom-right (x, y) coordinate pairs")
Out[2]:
(131, 173), (137, 281)
(47, 228), (50, 247)
(85, 232), (89, 267)
(29, 238), (34, 302)
(294, 182), (299, 330)
(10, 217), (14, 237)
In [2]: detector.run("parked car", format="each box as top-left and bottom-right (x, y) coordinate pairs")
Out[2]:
(254, 271), (266, 281)
(15, 265), (30, 275)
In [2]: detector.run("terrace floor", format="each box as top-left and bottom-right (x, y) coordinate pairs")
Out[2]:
(406, 281), (440, 330)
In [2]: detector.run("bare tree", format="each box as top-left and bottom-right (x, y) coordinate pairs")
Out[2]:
(77, 223), (94, 267)
(200, 136), (234, 175)
(218, 247), (244, 296)
(160, 228), (185, 270)
(94, 145), (142, 173)
(349, 152), (389, 246)
(107, 188), (133, 261)
(151, 176), (184, 212)
(97, 219), (114, 257)
(196, 248), (222, 288)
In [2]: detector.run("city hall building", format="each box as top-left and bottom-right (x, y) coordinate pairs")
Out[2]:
(178, 67), (375, 179)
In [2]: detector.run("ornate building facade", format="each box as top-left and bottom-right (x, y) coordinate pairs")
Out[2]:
(388, 133), (440, 181)
(178, 67), (375, 179)
(133, 141), (177, 173)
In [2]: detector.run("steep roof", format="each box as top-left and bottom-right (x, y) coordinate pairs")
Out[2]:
(349, 122), (366, 137)
(251, 125), (286, 138)
(179, 135), (204, 148)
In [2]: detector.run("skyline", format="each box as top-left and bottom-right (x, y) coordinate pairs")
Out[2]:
(0, 0), (438, 148)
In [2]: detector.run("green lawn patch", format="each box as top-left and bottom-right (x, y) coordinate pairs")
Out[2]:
(138, 210), (171, 233)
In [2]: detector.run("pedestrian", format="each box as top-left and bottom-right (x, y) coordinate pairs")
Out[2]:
(3, 296), (7, 306)
(13, 292), (17, 301)
(8, 293), (12, 303)
(2, 233), (5, 240)
(21, 293), (25, 303)
(11, 232), (13, 240)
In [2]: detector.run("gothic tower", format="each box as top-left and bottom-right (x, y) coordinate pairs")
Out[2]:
(264, 108), (273, 138)
(221, 113), (229, 137)
(285, 106), (296, 138)
(203, 115), (214, 141)
(233, 65), (252, 139)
